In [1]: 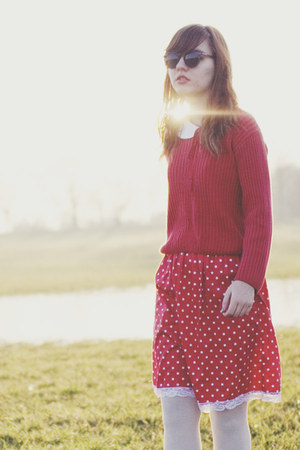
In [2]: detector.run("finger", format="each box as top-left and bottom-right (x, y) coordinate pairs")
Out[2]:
(237, 306), (247, 317)
(239, 303), (253, 317)
(223, 300), (238, 317)
(236, 302), (251, 316)
(233, 306), (243, 317)
(232, 304), (243, 317)
(221, 287), (232, 313)
(246, 303), (254, 315)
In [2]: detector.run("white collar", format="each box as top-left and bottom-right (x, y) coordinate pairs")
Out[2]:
(178, 120), (200, 139)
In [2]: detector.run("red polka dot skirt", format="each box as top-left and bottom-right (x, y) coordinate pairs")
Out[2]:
(152, 252), (281, 413)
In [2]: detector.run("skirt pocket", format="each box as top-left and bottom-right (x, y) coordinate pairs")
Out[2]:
(212, 255), (270, 309)
(254, 278), (270, 309)
(155, 255), (172, 291)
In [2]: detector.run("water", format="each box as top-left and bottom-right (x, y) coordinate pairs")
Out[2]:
(0, 279), (299, 345)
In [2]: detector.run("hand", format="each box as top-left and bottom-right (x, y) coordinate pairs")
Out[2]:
(221, 280), (255, 318)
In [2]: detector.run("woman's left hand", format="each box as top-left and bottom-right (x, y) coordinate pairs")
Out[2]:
(221, 280), (255, 317)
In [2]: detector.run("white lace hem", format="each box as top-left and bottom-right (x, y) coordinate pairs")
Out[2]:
(153, 386), (281, 413)
(153, 386), (196, 398)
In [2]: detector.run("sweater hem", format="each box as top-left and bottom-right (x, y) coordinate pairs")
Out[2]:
(160, 247), (242, 257)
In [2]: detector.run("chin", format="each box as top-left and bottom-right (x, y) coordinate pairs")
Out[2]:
(176, 88), (194, 97)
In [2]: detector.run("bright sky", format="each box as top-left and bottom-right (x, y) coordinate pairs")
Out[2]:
(0, 0), (299, 230)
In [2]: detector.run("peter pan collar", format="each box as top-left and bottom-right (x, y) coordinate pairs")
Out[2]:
(178, 120), (200, 139)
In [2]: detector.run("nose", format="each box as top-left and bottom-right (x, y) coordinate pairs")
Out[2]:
(175, 56), (187, 69)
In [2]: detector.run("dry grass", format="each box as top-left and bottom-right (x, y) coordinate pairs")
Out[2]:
(0, 222), (299, 295)
(0, 327), (299, 449)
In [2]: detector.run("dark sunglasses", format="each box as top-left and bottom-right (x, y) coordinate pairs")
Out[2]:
(164, 50), (214, 69)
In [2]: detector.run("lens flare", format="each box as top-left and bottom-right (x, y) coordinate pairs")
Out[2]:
(169, 101), (191, 120)
(168, 103), (240, 121)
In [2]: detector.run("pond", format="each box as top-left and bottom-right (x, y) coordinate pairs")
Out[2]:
(0, 279), (299, 345)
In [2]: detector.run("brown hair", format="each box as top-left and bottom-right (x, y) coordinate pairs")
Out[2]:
(159, 24), (240, 160)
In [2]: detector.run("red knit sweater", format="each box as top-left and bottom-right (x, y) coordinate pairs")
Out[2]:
(160, 110), (272, 294)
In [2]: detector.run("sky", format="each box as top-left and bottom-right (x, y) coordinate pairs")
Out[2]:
(0, 0), (299, 231)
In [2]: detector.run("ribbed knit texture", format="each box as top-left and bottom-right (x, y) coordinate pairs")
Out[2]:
(160, 110), (272, 294)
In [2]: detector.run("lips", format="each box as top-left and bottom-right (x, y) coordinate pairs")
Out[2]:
(176, 75), (190, 81)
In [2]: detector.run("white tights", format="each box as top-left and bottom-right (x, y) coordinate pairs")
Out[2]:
(161, 396), (251, 450)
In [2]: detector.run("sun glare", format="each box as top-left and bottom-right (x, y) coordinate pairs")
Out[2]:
(169, 102), (243, 122)
(170, 101), (191, 120)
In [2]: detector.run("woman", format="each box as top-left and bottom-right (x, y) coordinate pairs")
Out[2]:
(152, 24), (281, 450)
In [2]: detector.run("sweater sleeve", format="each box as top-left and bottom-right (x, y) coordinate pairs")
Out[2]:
(232, 125), (272, 294)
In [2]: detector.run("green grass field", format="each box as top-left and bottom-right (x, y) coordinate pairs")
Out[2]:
(0, 222), (299, 295)
(0, 327), (299, 449)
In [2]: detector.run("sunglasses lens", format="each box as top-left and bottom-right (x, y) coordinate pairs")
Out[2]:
(164, 51), (206, 68)
(164, 53), (180, 69)
(185, 52), (202, 68)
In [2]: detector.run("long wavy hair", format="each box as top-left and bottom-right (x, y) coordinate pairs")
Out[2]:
(159, 24), (240, 160)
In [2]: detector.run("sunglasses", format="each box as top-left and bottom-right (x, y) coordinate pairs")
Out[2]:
(164, 50), (214, 69)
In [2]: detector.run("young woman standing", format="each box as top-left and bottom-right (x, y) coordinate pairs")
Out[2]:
(152, 24), (281, 450)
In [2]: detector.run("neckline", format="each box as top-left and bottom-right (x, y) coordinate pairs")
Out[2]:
(178, 120), (200, 139)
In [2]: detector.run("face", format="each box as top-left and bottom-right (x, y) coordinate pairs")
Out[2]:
(167, 40), (215, 100)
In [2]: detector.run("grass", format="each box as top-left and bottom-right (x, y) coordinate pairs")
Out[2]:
(0, 222), (299, 448)
(0, 222), (299, 295)
(0, 327), (298, 449)
(0, 225), (164, 295)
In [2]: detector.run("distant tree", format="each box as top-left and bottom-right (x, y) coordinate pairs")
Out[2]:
(67, 179), (80, 230)
(109, 180), (132, 227)
(0, 183), (14, 232)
